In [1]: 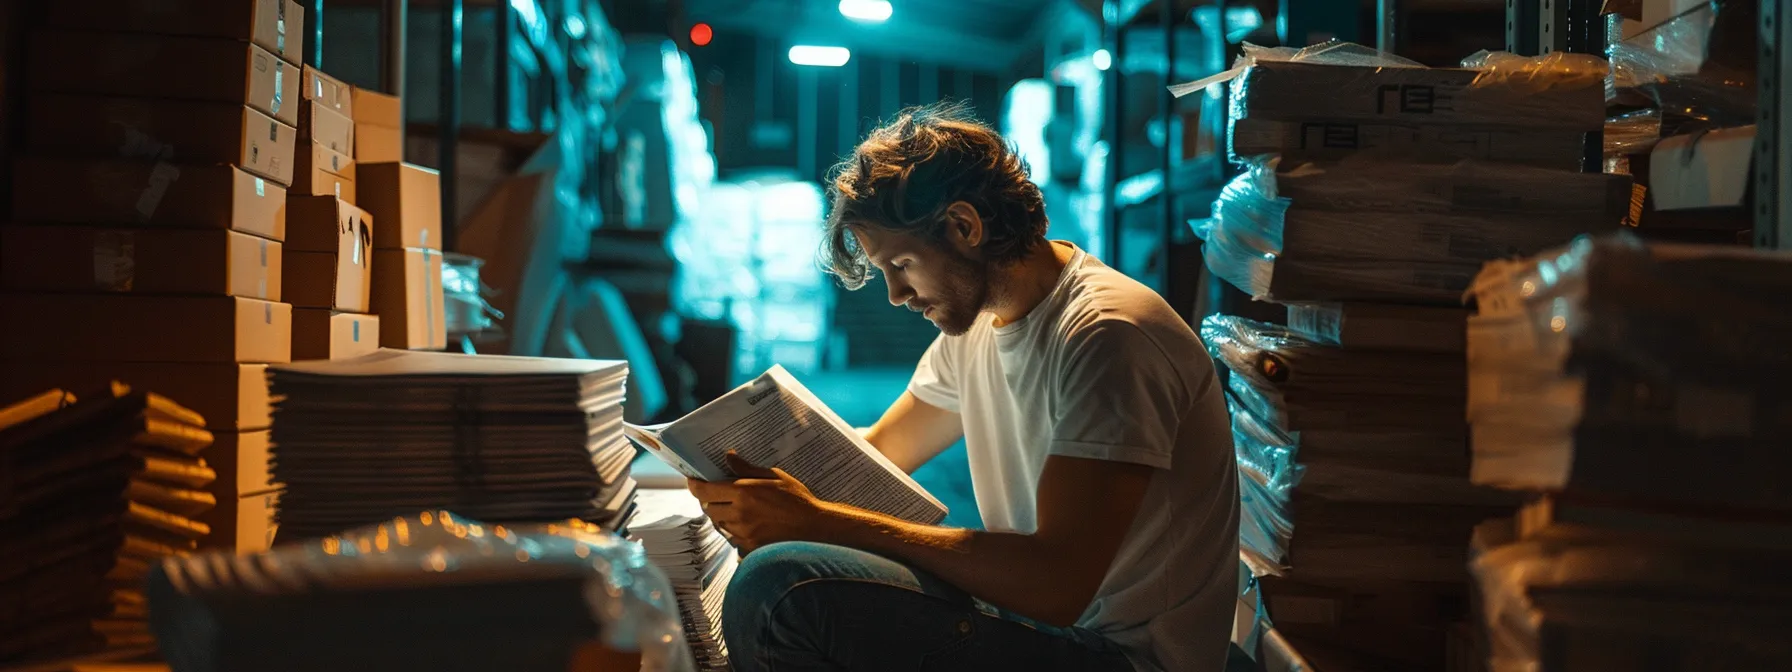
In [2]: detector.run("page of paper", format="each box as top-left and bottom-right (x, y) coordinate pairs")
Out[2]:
(661, 366), (947, 524)
(623, 422), (724, 482)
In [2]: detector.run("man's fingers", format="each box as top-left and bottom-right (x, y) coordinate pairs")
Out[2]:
(686, 478), (734, 503)
(725, 451), (778, 479)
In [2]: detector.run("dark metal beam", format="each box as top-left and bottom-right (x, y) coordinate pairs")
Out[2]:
(1758, 0), (1790, 249)
(1160, 0), (1177, 292)
(440, 0), (461, 248)
(308, 0), (323, 67)
(1506, 0), (1539, 55)
(1104, 17), (1124, 268)
(1377, 0), (1403, 55)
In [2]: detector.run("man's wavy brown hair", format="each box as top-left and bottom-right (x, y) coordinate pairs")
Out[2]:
(821, 101), (1048, 290)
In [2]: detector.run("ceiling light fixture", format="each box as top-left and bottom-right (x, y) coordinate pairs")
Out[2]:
(789, 45), (852, 67)
(839, 0), (893, 22)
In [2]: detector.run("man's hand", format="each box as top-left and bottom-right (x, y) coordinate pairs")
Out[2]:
(686, 452), (837, 554)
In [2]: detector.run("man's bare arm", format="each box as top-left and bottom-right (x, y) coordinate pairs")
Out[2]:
(816, 454), (1152, 627)
(862, 391), (963, 473)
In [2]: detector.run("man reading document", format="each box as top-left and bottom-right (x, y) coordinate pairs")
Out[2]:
(687, 103), (1240, 672)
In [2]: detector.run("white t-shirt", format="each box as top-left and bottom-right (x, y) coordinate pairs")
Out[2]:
(907, 243), (1239, 672)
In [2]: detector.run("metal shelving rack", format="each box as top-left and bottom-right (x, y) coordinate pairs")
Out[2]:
(1757, 0), (1791, 250)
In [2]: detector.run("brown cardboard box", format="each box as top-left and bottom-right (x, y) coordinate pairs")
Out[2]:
(303, 65), (353, 118)
(1, 226), (282, 300)
(1229, 119), (1587, 169)
(291, 142), (356, 201)
(46, 0), (305, 66)
(27, 93), (298, 185)
(0, 361), (272, 430)
(201, 488), (280, 553)
(29, 30), (301, 126)
(13, 158), (286, 240)
(352, 86), (401, 127)
(1235, 60), (1605, 130)
(358, 162), (441, 249)
(299, 101), (354, 156)
(284, 196), (372, 311)
(355, 123), (403, 164)
(293, 309), (379, 360)
(371, 248), (445, 350)
(204, 429), (275, 497)
(0, 294), (291, 363)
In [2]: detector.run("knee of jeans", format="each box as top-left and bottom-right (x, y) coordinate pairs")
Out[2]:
(723, 542), (839, 635)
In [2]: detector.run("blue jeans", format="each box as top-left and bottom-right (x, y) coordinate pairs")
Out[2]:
(723, 541), (1135, 672)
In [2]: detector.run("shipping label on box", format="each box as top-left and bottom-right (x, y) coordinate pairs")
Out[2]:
(45, 0), (305, 66)
(371, 248), (446, 350)
(30, 31), (301, 126)
(0, 294), (292, 363)
(359, 162), (442, 249)
(1235, 61), (1605, 130)
(13, 158), (287, 241)
(1, 226), (281, 300)
(27, 94), (299, 186)
(0, 362), (272, 431)
(291, 142), (356, 202)
(303, 65), (353, 118)
(292, 309), (379, 361)
(1230, 119), (1587, 169)
(299, 100), (354, 156)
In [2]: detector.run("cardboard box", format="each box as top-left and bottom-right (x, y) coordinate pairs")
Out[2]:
(352, 86), (401, 127)
(0, 361), (271, 431)
(1230, 119), (1588, 169)
(1648, 125), (1754, 210)
(358, 162), (441, 249)
(355, 123), (403, 164)
(293, 309), (379, 360)
(303, 65), (353, 118)
(0, 294), (291, 363)
(205, 429), (275, 497)
(13, 157), (286, 240)
(27, 93), (298, 185)
(1235, 60), (1605, 130)
(299, 101), (354, 156)
(291, 142), (356, 201)
(45, 0), (305, 66)
(29, 30), (301, 126)
(200, 488), (280, 553)
(1, 226), (282, 300)
(371, 248), (445, 350)
(284, 196), (373, 311)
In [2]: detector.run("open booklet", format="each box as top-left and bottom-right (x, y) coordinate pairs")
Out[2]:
(624, 366), (948, 525)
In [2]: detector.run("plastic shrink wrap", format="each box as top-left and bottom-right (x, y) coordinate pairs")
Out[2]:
(1194, 157), (1629, 304)
(1607, 0), (1757, 131)
(1466, 233), (1792, 510)
(147, 512), (695, 672)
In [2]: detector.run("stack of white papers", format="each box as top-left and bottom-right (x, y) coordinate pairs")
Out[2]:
(628, 489), (737, 672)
(267, 350), (637, 541)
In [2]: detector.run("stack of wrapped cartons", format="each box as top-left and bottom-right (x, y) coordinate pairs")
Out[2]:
(1180, 41), (1627, 670)
(1603, 0), (1756, 244)
(349, 85), (448, 351)
(0, 0), (305, 554)
(0, 385), (219, 664)
(285, 66), (379, 362)
(1464, 233), (1792, 670)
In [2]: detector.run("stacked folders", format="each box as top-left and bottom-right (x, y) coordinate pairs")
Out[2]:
(629, 489), (738, 672)
(268, 349), (637, 541)
(0, 385), (216, 664)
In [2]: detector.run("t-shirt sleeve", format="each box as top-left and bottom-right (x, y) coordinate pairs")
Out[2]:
(907, 333), (961, 412)
(1049, 321), (1187, 470)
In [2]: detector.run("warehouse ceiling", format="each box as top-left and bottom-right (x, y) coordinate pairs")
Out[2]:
(684, 0), (1070, 73)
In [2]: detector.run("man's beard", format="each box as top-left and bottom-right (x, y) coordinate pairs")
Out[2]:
(914, 249), (990, 337)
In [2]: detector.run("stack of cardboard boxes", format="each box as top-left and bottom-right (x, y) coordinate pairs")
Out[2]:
(0, 0), (309, 554)
(1187, 45), (1630, 670)
(352, 88), (447, 351)
(1464, 236), (1792, 669)
(285, 65), (379, 362)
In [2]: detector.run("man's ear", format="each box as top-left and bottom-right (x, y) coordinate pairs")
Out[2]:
(943, 201), (984, 252)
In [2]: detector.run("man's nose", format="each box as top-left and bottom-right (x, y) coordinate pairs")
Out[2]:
(886, 277), (912, 307)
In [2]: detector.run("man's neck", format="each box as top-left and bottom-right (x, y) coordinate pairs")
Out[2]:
(988, 240), (1073, 327)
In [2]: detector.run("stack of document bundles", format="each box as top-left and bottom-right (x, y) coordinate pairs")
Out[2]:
(0, 385), (217, 664)
(268, 350), (637, 541)
(628, 489), (738, 671)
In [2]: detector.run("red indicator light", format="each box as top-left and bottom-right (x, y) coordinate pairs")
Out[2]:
(691, 23), (713, 47)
